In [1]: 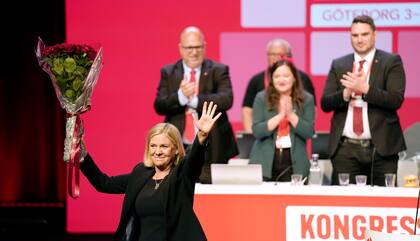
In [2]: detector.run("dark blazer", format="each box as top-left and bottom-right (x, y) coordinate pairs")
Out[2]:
(80, 139), (207, 241)
(321, 49), (406, 157)
(154, 59), (238, 163)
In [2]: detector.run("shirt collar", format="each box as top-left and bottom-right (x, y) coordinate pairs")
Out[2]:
(354, 48), (376, 63)
(182, 62), (202, 73)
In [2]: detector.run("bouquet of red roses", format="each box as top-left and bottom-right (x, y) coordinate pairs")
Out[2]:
(36, 37), (103, 198)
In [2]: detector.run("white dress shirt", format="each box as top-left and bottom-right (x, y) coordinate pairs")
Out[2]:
(342, 49), (375, 139)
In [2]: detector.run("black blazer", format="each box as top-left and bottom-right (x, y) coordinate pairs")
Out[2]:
(80, 139), (207, 241)
(154, 59), (238, 164)
(321, 49), (406, 157)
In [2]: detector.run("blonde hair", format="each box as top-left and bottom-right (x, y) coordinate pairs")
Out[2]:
(143, 123), (186, 167)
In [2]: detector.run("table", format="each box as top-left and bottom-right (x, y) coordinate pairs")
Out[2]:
(193, 183), (420, 241)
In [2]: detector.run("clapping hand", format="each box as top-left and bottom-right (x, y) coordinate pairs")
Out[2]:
(180, 74), (196, 100)
(192, 101), (222, 144)
(340, 71), (369, 94)
(281, 95), (293, 117)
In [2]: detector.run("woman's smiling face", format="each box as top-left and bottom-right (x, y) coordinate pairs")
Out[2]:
(272, 64), (295, 95)
(148, 134), (177, 170)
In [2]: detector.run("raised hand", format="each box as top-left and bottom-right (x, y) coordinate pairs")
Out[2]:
(192, 101), (222, 144)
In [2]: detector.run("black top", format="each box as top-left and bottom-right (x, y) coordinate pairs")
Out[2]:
(80, 138), (207, 241)
(242, 70), (316, 108)
(135, 177), (167, 241)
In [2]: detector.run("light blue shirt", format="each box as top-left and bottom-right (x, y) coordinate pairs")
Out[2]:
(177, 62), (201, 109)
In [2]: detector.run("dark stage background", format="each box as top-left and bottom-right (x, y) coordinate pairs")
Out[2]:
(0, 1), (108, 240)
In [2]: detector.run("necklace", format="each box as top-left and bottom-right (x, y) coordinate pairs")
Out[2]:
(154, 178), (164, 190)
(153, 168), (170, 190)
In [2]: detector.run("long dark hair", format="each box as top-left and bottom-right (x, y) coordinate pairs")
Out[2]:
(266, 59), (305, 111)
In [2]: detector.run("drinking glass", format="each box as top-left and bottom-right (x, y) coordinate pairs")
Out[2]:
(338, 173), (350, 186)
(398, 151), (407, 161)
(291, 174), (303, 186)
(384, 173), (396, 187)
(355, 175), (367, 186)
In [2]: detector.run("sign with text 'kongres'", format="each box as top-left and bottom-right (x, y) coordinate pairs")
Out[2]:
(286, 206), (420, 241)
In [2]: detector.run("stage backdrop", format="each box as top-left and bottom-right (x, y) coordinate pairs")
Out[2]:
(66, 0), (420, 234)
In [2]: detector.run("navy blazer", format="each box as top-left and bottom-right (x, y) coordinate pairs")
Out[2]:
(81, 138), (207, 241)
(321, 49), (406, 157)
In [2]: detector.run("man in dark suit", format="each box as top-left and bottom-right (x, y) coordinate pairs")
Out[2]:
(321, 15), (406, 186)
(242, 38), (316, 133)
(154, 26), (238, 183)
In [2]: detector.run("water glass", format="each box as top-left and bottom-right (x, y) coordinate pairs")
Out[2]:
(398, 151), (407, 161)
(355, 175), (367, 186)
(291, 174), (303, 186)
(338, 173), (350, 186)
(384, 173), (396, 187)
(415, 152), (420, 162)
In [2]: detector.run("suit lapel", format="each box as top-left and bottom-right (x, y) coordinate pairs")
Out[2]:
(174, 61), (184, 88)
(199, 59), (210, 93)
(344, 55), (354, 76)
(340, 55), (354, 90)
(162, 166), (177, 217)
(369, 50), (381, 86)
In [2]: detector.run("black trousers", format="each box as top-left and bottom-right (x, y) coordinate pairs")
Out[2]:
(332, 138), (398, 186)
(263, 148), (292, 182)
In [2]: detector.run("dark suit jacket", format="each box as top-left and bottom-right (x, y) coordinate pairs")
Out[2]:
(321, 49), (406, 157)
(154, 59), (238, 163)
(80, 139), (207, 241)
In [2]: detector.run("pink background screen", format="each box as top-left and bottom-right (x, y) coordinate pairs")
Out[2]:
(66, 0), (420, 233)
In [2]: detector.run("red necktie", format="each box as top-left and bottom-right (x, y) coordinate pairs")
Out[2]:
(184, 69), (197, 143)
(353, 60), (365, 136)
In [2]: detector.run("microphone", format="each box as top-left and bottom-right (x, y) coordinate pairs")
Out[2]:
(370, 147), (376, 186)
(274, 165), (292, 185)
(414, 187), (420, 234)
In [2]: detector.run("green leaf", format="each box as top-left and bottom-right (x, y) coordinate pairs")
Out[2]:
(65, 89), (75, 100)
(72, 78), (83, 91)
(56, 75), (66, 83)
(64, 57), (77, 73)
(52, 58), (64, 75)
(74, 66), (87, 76)
(57, 81), (66, 93)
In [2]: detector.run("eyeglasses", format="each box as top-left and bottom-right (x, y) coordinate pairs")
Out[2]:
(267, 52), (285, 57)
(182, 45), (204, 52)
